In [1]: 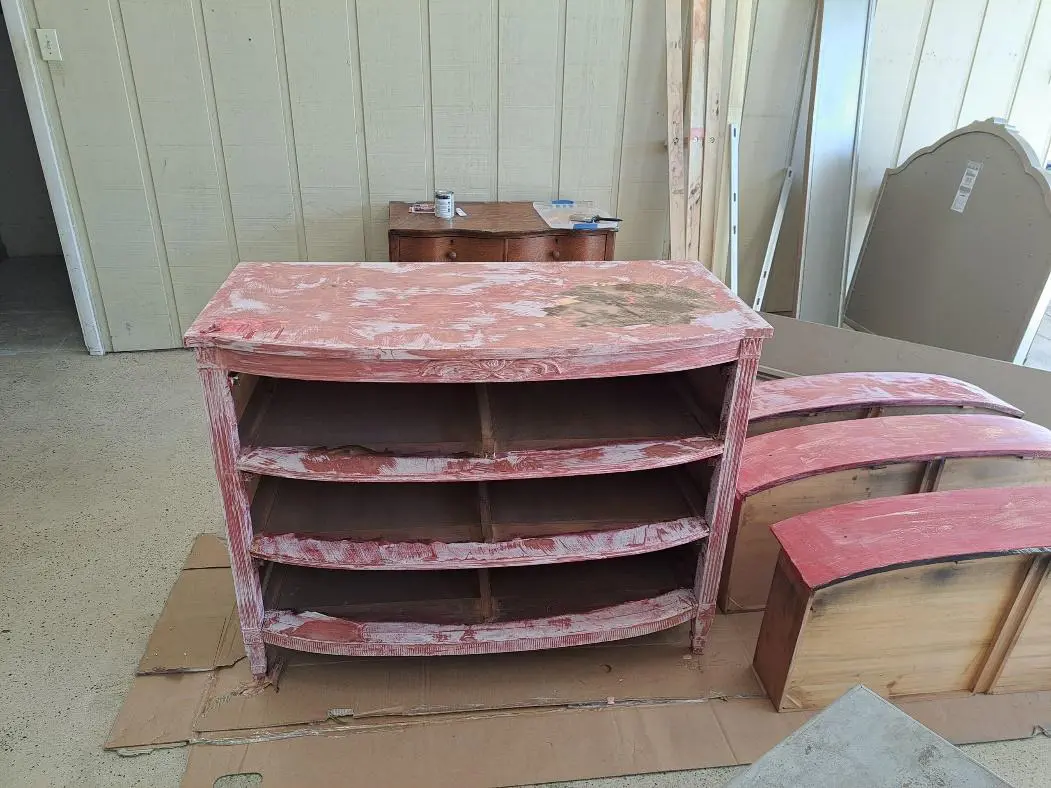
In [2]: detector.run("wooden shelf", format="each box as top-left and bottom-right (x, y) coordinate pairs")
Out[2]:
(261, 590), (697, 657)
(237, 373), (724, 482)
(259, 550), (697, 656)
(248, 468), (712, 569)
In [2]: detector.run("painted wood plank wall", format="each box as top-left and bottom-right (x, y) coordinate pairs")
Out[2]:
(28, 0), (661, 350)
(741, 0), (1051, 313)
(24, 0), (1051, 347)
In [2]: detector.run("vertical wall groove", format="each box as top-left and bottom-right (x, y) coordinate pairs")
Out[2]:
(611, 0), (634, 216)
(1006, 0), (1043, 118)
(108, 0), (180, 343)
(347, 0), (372, 257)
(189, 0), (241, 267)
(552, 0), (567, 199)
(891, 0), (935, 165)
(272, 0), (308, 260)
(421, 0), (435, 196)
(954, 0), (991, 127)
(490, 0), (500, 199)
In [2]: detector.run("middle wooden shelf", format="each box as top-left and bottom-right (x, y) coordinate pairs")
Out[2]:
(248, 465), (712, 570)
(234, 370), (727, 482)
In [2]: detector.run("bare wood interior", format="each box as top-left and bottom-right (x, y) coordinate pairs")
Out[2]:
(721, 455), (1051, 613)
(758, 555), (1032, 711)
(249, 466), (713, 545)
(238, 370), (730, 457)
(263, 548), (696, 626)
(990, 559), (1051, 694)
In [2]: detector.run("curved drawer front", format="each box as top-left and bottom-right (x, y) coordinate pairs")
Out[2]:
(749, 371), (1022, 436)
(504, 234), (610, 262)
(395, 235), (505, 262)
(721, 413), (1051, 613)
(755, 486), (1051, 711)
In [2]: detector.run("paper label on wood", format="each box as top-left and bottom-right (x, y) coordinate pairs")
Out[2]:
(950, 160), (983, 213)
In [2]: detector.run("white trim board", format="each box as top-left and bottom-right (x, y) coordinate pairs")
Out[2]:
(794, 0), (875, 326)
(1, 0), (106, 354)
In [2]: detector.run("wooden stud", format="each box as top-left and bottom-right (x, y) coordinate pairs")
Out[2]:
(685, 0), (710, 261)
(713, 0), (756, 284)
(695, 0), (727, 271)
(666, 0), (687, 258)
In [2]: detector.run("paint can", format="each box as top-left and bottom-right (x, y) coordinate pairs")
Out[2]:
(435, 190), (455, 220)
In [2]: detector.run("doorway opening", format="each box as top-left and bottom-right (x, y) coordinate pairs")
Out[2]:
(0, 5), (80, 354)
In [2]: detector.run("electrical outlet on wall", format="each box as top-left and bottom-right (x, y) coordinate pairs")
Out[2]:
(36, 29), (62, 61)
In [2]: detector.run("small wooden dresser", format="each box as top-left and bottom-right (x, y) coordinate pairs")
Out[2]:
(388, 201), (616, 262)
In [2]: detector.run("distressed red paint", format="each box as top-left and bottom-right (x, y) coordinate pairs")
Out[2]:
(260, 590), (698, 657)
(238, 438), (726, 482)
(771, 485), (1051, 590)
(250, 517), (708, 570)
(750, 371), (1022, 426)
(184, 260), (771, 366)
(739, 412), (1051, 496)
(187, 260), (770, 677)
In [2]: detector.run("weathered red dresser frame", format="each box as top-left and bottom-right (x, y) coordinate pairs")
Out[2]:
(185, 260), (772, 679)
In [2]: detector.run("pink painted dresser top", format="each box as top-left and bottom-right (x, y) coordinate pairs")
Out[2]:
(184, 260), (771, 360)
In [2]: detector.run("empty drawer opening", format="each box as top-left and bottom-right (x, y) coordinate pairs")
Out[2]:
(262, 547), (698, 626)
(235, 367), (731, 458)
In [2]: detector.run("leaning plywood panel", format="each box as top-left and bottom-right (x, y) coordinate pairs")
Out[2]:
(754, 487), (1051, 711)
(846, 119), (1051, 363)
(720, 413), (1051, 612)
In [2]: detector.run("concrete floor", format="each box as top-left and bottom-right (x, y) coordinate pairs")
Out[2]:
(1, 271), (1050, 785)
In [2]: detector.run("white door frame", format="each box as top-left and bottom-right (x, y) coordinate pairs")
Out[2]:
(1, 0), (107, 354)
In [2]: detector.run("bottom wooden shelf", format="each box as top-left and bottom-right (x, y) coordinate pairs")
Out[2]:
(259, 549), (697, 656)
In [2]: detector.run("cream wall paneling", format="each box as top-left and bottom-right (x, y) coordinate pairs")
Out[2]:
(849, 0), (1051, 282)
(10, 0), (665, 351)
(737, 0), (1051, 313)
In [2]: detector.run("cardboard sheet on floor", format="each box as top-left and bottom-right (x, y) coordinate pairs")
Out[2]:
(109, 530), (1051, 785)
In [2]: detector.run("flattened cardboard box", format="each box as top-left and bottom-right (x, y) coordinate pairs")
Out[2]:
(109, 535), (1051, 787)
